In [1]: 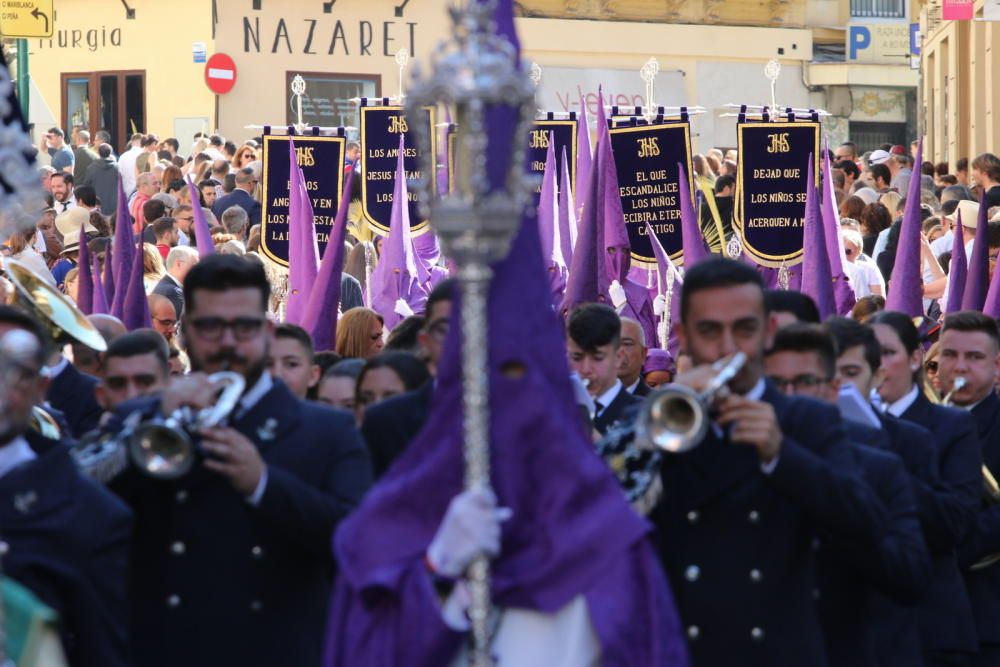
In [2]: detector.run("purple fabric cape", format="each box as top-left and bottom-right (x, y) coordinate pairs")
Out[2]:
(961, 193), (989, 312)
(368, 135), (427, 330)
(286, 136), (321, 325)
(323, 210), (689, 667)
(186, 177), (217, 258)
(945, 214), (967, 315)
(110, 177), (134, 319)
(821, 149), (856, 315)
(884, 140), (925, 317)
(76, 222), (94, 316)
(302, 170), (355, 352)
(800, 155), (837, 320)
(985, 224), (1000, 317)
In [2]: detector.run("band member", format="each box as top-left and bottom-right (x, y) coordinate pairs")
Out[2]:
(648, 257), (886, 667)
(95, 329), (171, 414)
(567, 303), (639, 435)
(936, 311), (1000, 666)
(764, 323), (930, 667)
(98, 255), (373, 667)
(0, 306), (131, 667)
(869, 310), (982, 666)
(826, 315), (946, 667)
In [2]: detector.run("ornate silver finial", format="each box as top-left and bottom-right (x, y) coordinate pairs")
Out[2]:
(777, 259), (791, 290)
(764, 58), (781, 118)
(726, 232), (743, 259)
(290, 75), (307, 131)
(640, 57), (660, 121)
(529, 62), (542, 87)
(395, 48), (410, 100)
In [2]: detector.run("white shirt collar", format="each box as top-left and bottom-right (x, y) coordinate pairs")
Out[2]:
(886, 384), (920, 417)
(239, 371), (274, 415)
(42, 356), (70, 379)
(0, 436), (37, 479)
(593, 379), (623, 415)
(626, 378), (641, 394)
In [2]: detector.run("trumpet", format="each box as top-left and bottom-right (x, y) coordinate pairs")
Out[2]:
(635, 352), (747, 453)
(75, 372), (245, 482)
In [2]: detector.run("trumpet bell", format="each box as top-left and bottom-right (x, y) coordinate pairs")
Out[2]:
(637, 385), (709, 453)
(128, 423), (196, 480)
(4, 259), (107, 352)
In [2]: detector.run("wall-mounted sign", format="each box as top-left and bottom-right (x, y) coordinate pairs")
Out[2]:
(847, 23), (911, 64)
(205, 53), (238, 95)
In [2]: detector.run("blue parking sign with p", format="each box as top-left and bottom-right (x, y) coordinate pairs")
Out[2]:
(849, 26), (871, 60)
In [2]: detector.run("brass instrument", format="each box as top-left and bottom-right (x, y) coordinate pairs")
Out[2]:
(2, 259), (107, 352)
(29, 407), (60, 440)
(941, 377), (1000, 571)
(598, 352), (747, 514)
(635, 352), (747, 453)
(117, 371), (245, 480)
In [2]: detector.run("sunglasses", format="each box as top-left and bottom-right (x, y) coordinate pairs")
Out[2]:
(925, 361), (939, 373)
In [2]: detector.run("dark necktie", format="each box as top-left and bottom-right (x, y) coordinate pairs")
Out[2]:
(594, 401), (604, 417)
(60, 202), (69, 212)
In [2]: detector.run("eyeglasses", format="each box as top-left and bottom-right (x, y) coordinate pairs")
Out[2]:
(925, 360), (939, 373)
(176, 216), (194, 223)
(767, 375), (830, 392)
(152, 316), (177, 330)
(188, 316), (264, 341)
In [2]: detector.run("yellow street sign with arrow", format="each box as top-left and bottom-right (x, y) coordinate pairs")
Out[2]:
(0, 0), (53, 39)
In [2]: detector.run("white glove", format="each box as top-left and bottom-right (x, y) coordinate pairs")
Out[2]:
(394, 298), (415, 318)
(608, 280), (628, 310)
(652, 294), (667, 316)
(426, 487), (512, 578)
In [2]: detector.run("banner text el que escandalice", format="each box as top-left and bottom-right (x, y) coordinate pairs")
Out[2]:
(359, 105), (436, 236)
(608, 119), (695, 265)
(260, 134), (346, 268)
(734, 121), (820, 267)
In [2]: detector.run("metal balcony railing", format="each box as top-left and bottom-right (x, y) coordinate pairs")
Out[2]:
(851, 0), (907, 18)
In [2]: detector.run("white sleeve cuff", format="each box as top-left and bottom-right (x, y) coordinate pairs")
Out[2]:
(440, 581), (471, 631)
(759, 456), (780, 475)
(246, 466), (269, 506)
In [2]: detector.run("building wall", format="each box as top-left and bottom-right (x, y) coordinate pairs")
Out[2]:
(919, 0), (1000, 168)
(23, 0), (215, 145)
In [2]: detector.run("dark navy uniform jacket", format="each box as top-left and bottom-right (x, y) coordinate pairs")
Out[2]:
(817, 421), (931, 667)
(46, 361), (103, 439)
(593, 384), (640, 436)
(105, 377), (373, 667)
(899, 391), (981, 654)
(649, 382), (887, 667)
(361, 381), (433, 478)
(0, 432), (132, 667)
(960, 392), (1000, 648)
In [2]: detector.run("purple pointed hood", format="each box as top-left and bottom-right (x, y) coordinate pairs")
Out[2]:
(76, 224), (93, 315)
(186, 178), (216, 258)
(945, 211), (968, 314)
(538, 134), (567, 308)
(800, 155), (837, 319)
(821, 149), (856, 314)
(558, 145), (578, 266)
(884, 140), (924, 318)
(368, 136), (426, 330)
(101, 236), (114, 308)
(328, 209), (688, 667)
(560, 144), (604, 315)
(92, 251), (109, 315)
(679, 162), (708, 267)
(646, 221), (683, 355)
(111, 177), (135, 319)
(962, 192), (990, 311)
(594, 88), (630, 284)
(302, 171), (355, 351)
(122, 237), (151, 331)
(285, 137), (321, 325)
(576, 93), (593, 205)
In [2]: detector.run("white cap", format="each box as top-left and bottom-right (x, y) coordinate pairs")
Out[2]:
(869, 150), (891, 166)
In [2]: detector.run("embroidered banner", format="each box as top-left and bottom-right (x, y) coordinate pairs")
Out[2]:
(260, 132), (346, 267)
(359, 102), (436, 235)
(734, 120), (820, 267)
(526, 117), (577, 209)
(608, 119), (694, 265)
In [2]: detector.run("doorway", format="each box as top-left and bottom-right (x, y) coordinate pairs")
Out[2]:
(61, 71), (145, 154)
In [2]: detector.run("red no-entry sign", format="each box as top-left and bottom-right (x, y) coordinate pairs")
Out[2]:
(205, 53), (237, 95)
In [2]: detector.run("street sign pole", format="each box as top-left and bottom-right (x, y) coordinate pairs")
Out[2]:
(15, 39), (28, 121)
